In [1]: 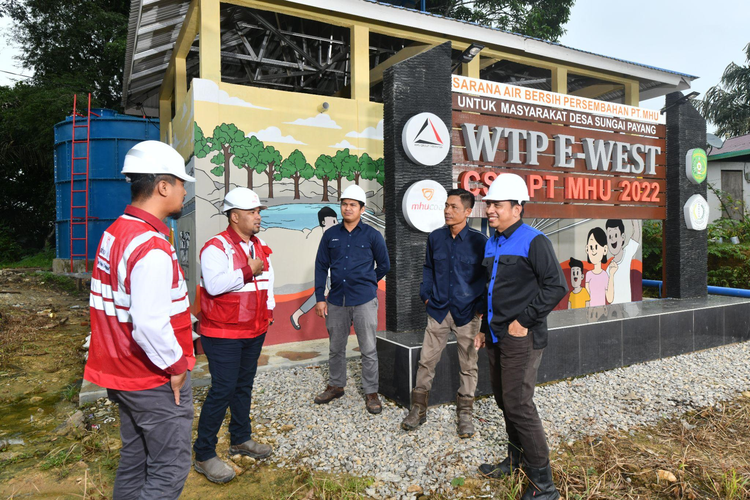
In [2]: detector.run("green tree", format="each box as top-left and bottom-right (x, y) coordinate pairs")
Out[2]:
(194, 123), (214, 159)
(276, 149), (314, 199)
(0, 81), (84, 253)
(209, 123), (246, 194)
(374, 157), (385, 186)
(702, 43), (750, 138)
(425, 0), (574, 42)
(332, 149), (357, 199)
(232, 135), (264, 189)
(351, 152), (379, 185)
(258, 145), (282, 198)
(1, 0), (130, 109)
(315, 154), (337, 202)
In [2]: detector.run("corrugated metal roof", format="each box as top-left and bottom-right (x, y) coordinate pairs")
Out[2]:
(122, 0), (697, 115)
(362, 0), (697, 78)
(708, 133), (750, 160)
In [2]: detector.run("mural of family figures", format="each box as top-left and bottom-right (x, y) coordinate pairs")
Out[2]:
(566, 219), (643, 309)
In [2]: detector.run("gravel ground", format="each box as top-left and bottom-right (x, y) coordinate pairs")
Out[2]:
(214, 340), (750, 499)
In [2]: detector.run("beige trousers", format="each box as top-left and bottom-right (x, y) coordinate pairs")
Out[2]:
(414, 312), (481, 396)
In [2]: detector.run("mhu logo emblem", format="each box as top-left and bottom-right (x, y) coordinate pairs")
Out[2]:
(422, 188), (435, 200)
(401, 112), (451, 166)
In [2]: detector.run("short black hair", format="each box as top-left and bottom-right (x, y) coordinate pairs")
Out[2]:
(569, 257), (584, 271)
(318, 206), (337, 226)
(446, 188), (475, 210)
(127, 173), (177, 202)
(605, 219), (625, 235)
(341, 199), (364, 209)
(509, 200), (526, 218)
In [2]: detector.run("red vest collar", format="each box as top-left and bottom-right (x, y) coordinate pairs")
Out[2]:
(125, 205), (169, 236)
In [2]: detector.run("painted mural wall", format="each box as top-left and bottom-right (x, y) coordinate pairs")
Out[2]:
(169, 79), (643, 346)
(175, 78), (386, 345)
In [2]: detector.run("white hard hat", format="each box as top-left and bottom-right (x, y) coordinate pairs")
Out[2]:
(122, 140), (195, 182)
(484, 173), (530, 203)
(223, 187), (267, 212)
(341, 184), (367, 205)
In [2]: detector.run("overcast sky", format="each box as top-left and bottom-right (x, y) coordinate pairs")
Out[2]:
(1, 1), (748, 133)
(560, 0), (749, 128)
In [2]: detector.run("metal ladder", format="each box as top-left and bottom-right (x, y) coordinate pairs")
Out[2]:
(69, 94), (98, 272)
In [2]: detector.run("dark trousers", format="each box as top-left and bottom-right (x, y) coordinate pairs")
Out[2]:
(194, 334), (266, 462)
(107, 372), (193, 500)
(486, 332), (549, 468)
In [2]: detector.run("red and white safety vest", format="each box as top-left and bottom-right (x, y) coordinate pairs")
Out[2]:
(199, 229), (273, 339)
(84, 206), (195, 391)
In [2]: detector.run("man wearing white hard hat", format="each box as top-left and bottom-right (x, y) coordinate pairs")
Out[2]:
(193, 187), (275, 483)
(313, 184), (390, 414)
(84, 140), (195, 499)
(474, 173), (567, 500)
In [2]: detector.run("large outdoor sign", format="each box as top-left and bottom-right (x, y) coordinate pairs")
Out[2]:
(451, 75), (667, 219)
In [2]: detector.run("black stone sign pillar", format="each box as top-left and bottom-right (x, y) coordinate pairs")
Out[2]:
(664, 91), (707, 298)
(382, 42), (453, 333)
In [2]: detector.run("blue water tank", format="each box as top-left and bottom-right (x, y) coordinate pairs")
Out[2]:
(54, 109), (160, 260)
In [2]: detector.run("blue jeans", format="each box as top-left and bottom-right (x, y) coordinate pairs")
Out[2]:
(193, 334), (265, 462)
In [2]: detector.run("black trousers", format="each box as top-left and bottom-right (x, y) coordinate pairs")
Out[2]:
(486, 332), (549, 468)
(193, 334), (266, 462)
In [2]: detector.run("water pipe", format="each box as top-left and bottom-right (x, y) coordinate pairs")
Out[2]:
(642, 280), (750, 299)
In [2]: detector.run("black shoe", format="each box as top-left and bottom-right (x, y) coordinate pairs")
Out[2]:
(521, 463), (559, 500)
(290, 313), (301, 330)
(479, 446), (523, 479)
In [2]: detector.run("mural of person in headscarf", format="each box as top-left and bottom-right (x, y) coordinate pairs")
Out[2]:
(605, 219), (642, 304)
(290, 206), (338, 329)
(568, 257), (590, 309)
(585, 227), (613, 307)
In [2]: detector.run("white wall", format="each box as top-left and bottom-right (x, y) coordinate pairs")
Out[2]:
(706, 160), (750, 223)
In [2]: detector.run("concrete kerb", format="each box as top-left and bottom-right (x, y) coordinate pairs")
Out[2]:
(79, 335), (361, 405)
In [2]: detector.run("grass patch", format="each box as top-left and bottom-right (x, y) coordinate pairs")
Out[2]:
(39, 445), (82, 478)
(0, 248), (54, 270)
(36, 271), (82, 295)
(550, 396), (750, 499)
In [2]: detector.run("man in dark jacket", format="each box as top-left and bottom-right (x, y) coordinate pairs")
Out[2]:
(474, 173), (567, 500)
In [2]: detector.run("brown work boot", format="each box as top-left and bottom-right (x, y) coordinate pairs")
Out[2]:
(365, 393), (382, 414)
(456, 393), (475, 438)
(314, 385), (344, 404)
(228, 439), (272, 459)
(401, 389), (429, 431)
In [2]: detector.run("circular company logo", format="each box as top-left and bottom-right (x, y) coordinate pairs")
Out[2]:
(401, 112), (451, 166)
(402, 180), (448, 233)
(683, 193), (709, 231)
(685, 148), (708, 184)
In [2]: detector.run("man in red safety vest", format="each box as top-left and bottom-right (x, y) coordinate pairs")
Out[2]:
(193, 187), (275, 483)
(84, 140), (196, 500)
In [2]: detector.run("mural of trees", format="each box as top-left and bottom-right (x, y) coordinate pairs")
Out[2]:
(258, 146), (282, 198)
(314, 154), (337, 202)
(232, 135), (264, 190)
(277, 149), (314, 200)
(210, 123), (246, 195)
(332, 149), (357, 199)
(194, 121), (384, 202)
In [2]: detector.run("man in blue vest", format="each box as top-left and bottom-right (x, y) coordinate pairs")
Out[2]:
(475, 173), (567, 500)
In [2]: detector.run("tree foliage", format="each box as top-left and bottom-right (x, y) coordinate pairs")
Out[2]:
(0, 0), (129, 256)
(1, 0), (129, 109)
(425, 0), (574, 42)
(702, 43), (750, 138)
